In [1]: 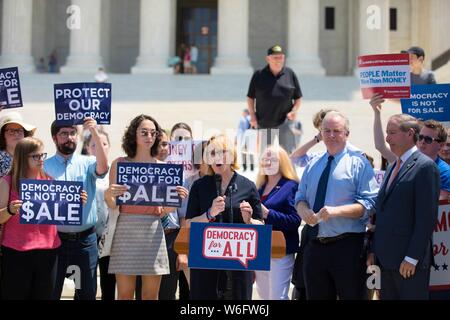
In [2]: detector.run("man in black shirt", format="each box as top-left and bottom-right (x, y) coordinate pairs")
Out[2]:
(247, 45), (302, 154)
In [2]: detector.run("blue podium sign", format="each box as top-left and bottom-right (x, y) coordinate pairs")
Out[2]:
(188, 222), (272, 271)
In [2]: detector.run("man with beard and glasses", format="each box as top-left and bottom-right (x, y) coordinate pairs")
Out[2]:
(44, 117), (109, 300)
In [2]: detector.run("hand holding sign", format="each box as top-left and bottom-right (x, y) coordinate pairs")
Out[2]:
(83, 117), (98, 134)
(176, 186), (189, 200)
(81, 190), (88, 205)
(108, 183), (129, 198)
(8, 199), (23, 215)
(369, 93), (385, 113)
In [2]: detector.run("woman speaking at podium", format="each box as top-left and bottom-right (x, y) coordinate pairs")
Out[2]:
(186, 134), (262, 300)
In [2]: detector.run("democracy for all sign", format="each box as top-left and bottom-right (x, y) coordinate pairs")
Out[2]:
(0, 67), (22, 108)
(401, 84), (450, 122)
(188, 222), (272, 271)
(116, 162), (183, 207)
(54, 82), (111, 125)
(430, 200), (450, 291)
(358, 53), (410, 99)
(19, 179), (83, 225)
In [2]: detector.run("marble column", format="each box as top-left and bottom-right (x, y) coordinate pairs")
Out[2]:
(60, 0), (104, 73)
(286, 0), (325, 75)
(210, 0), (253, 75)
(0, 0), (35, 72)
(131, 0), (173, 74)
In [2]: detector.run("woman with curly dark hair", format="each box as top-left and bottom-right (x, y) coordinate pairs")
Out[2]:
(104, 115), (187, 300)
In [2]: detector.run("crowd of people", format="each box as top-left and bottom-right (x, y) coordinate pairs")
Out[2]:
(0, 44), (448, 301)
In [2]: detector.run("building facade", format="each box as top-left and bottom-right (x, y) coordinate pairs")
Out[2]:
(0, 0), (449, 75)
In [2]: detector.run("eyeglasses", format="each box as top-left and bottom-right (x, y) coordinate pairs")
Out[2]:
(139, 130), (158, 138)
(5, 128), (25, 136)
(418, 134), (442, 144)
(58, 130), (78, 139)
(29, 153), (47, 161)
(174, 136), (191, 142)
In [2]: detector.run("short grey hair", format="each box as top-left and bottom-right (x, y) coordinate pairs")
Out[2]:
(389, 114), (421, 143)
(321, 111), (350, 132)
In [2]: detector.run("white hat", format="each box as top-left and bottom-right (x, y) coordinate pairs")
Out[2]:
(0, 112), (36, 133)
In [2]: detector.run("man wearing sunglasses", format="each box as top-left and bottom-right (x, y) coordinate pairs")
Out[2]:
(44, 117), (109, 300)
(416, 120), (450, 200)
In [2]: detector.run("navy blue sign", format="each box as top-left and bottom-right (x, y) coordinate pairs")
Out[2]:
(401, 84), (450, 121)
(0, 67), (22, 109)
(188, 222), (272, 271)
(54, 82), (111, 125)
(116, 162), (183, 207)
(19, 179), (83, 225)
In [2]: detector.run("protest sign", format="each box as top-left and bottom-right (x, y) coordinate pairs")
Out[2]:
(401, 84), (450, 122)
(19, 179), (83, 225)
(358, 53), (410, 99)
(54, 82), (111, 125)
(166, 140), (203, 179)
(430, 200), (450, 291)
(0, 67), (22, 108)
(188, 222), (272, 271)
(116, 162), (183, 207)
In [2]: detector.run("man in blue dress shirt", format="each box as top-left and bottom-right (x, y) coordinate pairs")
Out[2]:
(45, 118), (108, 300)
(295, 111), (379, 300)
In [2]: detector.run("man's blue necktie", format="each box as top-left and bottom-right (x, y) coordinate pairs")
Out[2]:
(308, 155), (334, 239)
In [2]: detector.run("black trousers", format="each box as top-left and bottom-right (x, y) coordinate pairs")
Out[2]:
(380, 267), (430, 300)
(1, 246), (58, 300)
(98, 255), (116, 300)
(190, 268), (253, 300)
(159, 229), (180, 300)
(303, 233), (366, 300)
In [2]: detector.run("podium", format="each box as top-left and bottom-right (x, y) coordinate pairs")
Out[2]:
(174, 226), (286, 259)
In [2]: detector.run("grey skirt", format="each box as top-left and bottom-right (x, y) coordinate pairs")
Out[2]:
(108, 213), (169, 275)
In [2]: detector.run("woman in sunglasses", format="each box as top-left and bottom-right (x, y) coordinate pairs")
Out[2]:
(0, 137), (86, 299)
(105, 115), (187, 300)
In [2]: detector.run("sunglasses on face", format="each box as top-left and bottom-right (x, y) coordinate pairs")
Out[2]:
(5, 128), (25, 136)
(29, 153), (47, 161)
(139, 130), (158, 138)
(174, 136), (191, 142)
(418, 134), (441, 144)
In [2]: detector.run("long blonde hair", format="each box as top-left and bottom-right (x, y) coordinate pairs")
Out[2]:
(10, 137), (49, 192)
(256, 145), (299, 188)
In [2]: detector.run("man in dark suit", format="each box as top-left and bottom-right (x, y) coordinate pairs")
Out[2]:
(373, 114), (440, 300)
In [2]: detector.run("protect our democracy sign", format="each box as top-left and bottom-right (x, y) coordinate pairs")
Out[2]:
(54, 82), (111, 125)
(0, 67), (22, 108)
(430, 200), (450, 291)
(358, 53), (411, 99)
(19, 179), (83, 225)
(188, 222), (272, 271)
(401, 84), (450, 122)
(116, 162), (183, 207)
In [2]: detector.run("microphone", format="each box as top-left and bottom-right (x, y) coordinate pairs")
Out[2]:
(228, 183), (237, 224)
(214, 174), (223, 222)
(214, 174), (222, 196)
